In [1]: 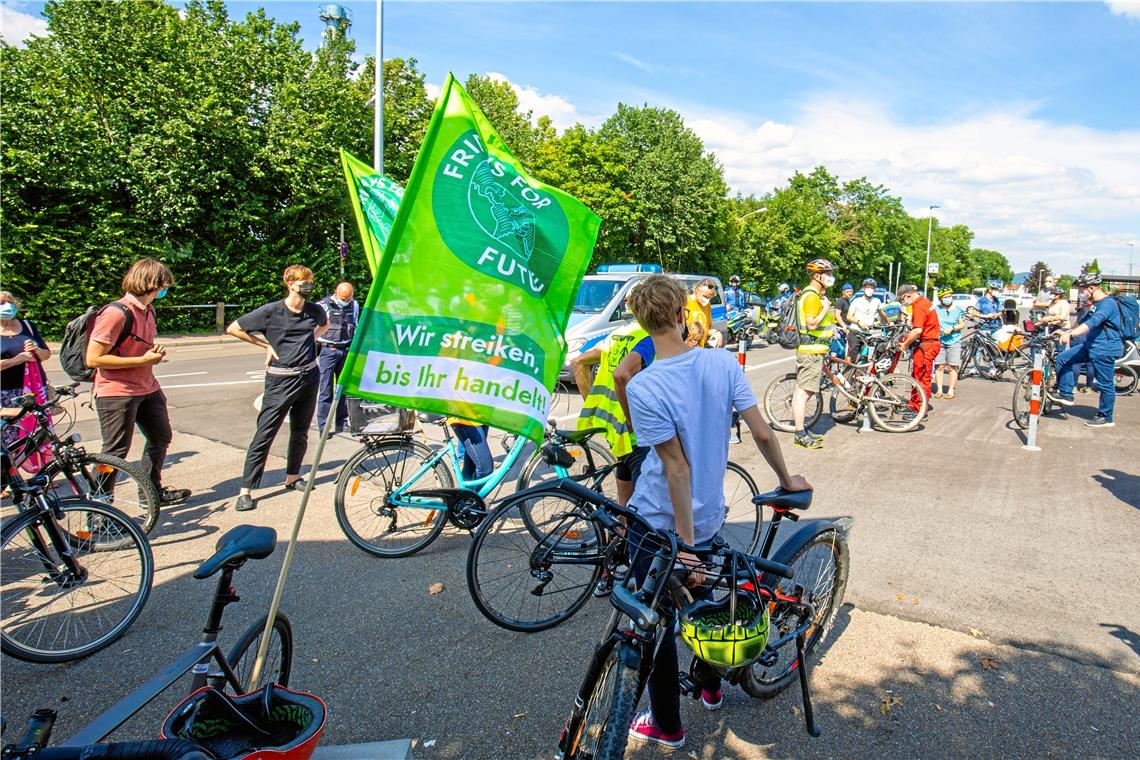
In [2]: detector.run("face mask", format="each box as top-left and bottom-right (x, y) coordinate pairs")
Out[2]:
(296, 282), (314, 297)
(0, 303), (17, 319)
(864, 288), (874, 298)
(822, 275), (835, 288)
(941, 298), (952, 306)
(156, 288), (168, 300)
(697, 295), (711, 306)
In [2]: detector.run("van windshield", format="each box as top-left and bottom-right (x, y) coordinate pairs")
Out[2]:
(574, 280), (623, 313)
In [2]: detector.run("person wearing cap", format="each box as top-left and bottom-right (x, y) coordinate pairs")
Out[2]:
(791, 258), (836, 449)
(933, 288), (967, 399)
(1053, 273), (1124, 427)
(970, 284), (1003, 333)
(845, 278), (889, 362)
(897, 284), (941, 415)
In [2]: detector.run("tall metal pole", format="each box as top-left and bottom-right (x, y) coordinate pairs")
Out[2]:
(923, 204), (939, 299)
(373, 0), (383, 172)
(1129, 242), (1135, 277)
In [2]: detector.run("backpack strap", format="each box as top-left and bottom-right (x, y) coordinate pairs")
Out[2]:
(103, 301), (136, 354)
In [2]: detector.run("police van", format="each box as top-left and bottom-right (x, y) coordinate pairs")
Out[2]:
(562, 264), (727, 379)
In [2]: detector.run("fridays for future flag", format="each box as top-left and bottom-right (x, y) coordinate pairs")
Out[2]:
(339, 73), (601, 443)
(340, 152), (404, 276)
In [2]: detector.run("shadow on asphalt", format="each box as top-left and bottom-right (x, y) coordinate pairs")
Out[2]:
(1092, 469), (1140, 510)
(1099, 624), (1140, 659)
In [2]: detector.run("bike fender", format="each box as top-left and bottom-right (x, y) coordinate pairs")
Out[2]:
(769, 518), (851, 564)
(619, 640), (642, 671)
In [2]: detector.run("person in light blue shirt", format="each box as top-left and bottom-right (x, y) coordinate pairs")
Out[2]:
(970, 285), (1003, 333)
(1053, 274), (1124, 427)
(933, 289), (967, 398)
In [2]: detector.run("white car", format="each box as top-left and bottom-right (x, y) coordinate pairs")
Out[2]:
(950, 293), (975, 308)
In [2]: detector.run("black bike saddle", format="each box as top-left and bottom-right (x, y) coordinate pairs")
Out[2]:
(418, 412), (447, 425)
(194, 525), (277, 579)
(753, 488), (813, 511)
(556, 427), (607, 444)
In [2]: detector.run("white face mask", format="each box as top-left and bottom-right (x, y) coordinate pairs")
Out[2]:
(941, 298), (952, 306)
(696, 295), (711, 307)
(863, 288), (874, 298)
(822, 274), (836, 288)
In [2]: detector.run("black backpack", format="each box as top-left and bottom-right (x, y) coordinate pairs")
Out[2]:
(776, 293), (801, 348)
(59, 302), (135, 382)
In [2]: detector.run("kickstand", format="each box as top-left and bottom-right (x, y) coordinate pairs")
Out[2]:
(796, 632), (820, 737)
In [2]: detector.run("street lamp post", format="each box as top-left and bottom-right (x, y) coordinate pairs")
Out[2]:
(923, 204), (940, 298)
(735, 206), (768, 222)
(373, 0), (383, 172)
(1128, 242), (1135, 277)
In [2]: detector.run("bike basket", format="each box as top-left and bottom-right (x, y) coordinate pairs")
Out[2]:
(161, 684), (326, 760)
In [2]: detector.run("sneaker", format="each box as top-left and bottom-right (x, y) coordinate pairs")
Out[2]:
(793, 432), (822, 449)
(1086, 416), (1115, 428)
(235, 494), (256, 512)
(700, 687), (724, 711)
(159, 487), (191, 505)
(1055, 394), (1076, 407)
(731, 434), (743, 445)
(628, 711), (685, 749)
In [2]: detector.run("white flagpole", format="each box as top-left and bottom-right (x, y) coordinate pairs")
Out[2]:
(374, 0), (383, 172)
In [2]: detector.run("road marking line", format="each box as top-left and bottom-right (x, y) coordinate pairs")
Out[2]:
(154, 371), (207, 379)
(160, 379), (263, 389)
(168, 345), (232, 352)
(745, 355), (796, 372)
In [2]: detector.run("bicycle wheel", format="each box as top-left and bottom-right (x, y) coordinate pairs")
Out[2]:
(1, 500), (153, 663)
(1113, 364), (1138, 396)
(224, 613), (294, 693)
(45, 452), (160, 538)
(1008, 346), (1033, 376)
(763, 373), (821, 433)
(974, 344), (1000, 380)
(718, 462), (760, 553)
(467, 492), (602, 632)
(561, 641), (638, 760)
(959, 341), (977, 378)
(868, 373), (925, 432)
(1012, 370), (1032, 429)
(334, 439), (453, 558)
(828, 383), (860, 425)
(596, 653), (641, 760)
(742, 528), (849, 699)
(517, 438), (618, 502)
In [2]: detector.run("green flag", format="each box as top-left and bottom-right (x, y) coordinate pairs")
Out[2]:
(340, 151), (405, 277)
(339, 73), (600, 443)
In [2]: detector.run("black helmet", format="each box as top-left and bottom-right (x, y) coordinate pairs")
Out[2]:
(862, 278), (877, 288)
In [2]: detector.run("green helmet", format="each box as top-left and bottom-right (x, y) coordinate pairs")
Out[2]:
(679, 592), (770, 668)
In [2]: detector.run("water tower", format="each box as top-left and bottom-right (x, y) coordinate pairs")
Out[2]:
(319, 4), (352, 40)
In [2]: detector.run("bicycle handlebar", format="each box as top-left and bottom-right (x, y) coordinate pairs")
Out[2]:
(25, 741), (210, 760)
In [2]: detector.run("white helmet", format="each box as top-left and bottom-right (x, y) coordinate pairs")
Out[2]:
(778, 283), (790, 294)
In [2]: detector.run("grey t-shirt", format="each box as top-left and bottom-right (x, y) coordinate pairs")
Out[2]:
(626, 348), (758, 543)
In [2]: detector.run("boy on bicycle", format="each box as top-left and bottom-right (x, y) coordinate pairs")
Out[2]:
(623, 274), (811, 749)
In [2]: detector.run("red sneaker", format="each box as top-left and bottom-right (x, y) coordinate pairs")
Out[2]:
(628, 710), (685, 748)
(700, 686), (723, 711)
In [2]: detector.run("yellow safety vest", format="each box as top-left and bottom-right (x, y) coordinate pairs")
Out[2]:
(577, 323), (649, 458)
(795, 286), (834, 355)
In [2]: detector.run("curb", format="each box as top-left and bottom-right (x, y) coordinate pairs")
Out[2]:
(44, 335), (237, 351)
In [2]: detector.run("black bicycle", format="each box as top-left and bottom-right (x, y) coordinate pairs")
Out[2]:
(5, 384), (160, 535)
(959, 315), (1031, 381)
(2, 709), (208, 760)
(551, 479), (849, 759)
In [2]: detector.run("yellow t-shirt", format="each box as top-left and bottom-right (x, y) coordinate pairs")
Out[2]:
(796, 288), (833, 355)
(684, 296), (712, 346)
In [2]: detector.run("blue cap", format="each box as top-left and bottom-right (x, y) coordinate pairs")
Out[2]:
(842, 282), (853, 291)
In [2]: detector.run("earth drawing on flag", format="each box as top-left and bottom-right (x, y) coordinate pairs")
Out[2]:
(471, 161), (536, 264)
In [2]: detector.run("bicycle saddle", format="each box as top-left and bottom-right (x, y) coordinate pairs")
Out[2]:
(194, 525), (278, 579)
(417, 412), (446, 425)
(753, 488), (812, 511)
(556, 426), (607, 444)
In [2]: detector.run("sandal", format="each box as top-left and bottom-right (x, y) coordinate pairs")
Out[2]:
(932, 391), (943, 399)
(945, 391), (956, 399)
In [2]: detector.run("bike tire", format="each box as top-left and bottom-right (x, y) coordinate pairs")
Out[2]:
(974, 344), (1000, 380)
(828, 383), (859, 425)
(595, 655), (641, 760)
(719, 462), (761, 553)
(1, 500), (153, 663)
(467, 492), (602, 632)
(516, 438), (618, 502)
(46, 452), (160, 540)
(561, 642), (625, 760)
(742, 528), (849, 699)
(1012, 370), (1032, 429)
(959, 341), (977, 378)
(867, 373), (925, 432)
(763, 373), (821, 433)
(1113, 364), (1138, 396)
(334, 439), (453, 558)
(224, 612), (294, 693)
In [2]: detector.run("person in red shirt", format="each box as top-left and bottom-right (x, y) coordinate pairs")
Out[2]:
(86, 258), (191, 506)
(897, 284), (941, 415)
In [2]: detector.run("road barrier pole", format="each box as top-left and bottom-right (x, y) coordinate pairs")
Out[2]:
(1023, 348), (1044, 452)
(737, 343), (747, 368)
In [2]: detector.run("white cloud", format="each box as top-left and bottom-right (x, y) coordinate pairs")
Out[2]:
(0, 3), (47, 47)
(483, 72), (584, 131)
(425, 81), (441, 101)
(1106, 1), (1140, 20)
(680, 97), (1140, 274)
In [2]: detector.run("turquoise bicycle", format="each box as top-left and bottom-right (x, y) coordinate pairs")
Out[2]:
(333, 412), (618, 558)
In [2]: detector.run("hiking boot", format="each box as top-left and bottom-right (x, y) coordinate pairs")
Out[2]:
(793, 432), (822, 449)
(159, 487), (191, 506)
(700, 686), (724, 711)
(628, 711), (685, 749)
(235, 494), (256, 512)
(1086, 416), (1115, 428)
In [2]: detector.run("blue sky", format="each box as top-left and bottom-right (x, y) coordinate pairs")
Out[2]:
(4, 1), (1139, 275)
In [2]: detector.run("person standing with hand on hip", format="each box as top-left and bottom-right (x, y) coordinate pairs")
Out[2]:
(316, 281), (359, 435)
(228, 265), (328, 511)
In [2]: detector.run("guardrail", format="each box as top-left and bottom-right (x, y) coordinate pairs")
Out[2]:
(170, 303), (241, 333)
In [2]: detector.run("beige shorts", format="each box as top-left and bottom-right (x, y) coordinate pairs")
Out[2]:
(795, 352), (824, 392)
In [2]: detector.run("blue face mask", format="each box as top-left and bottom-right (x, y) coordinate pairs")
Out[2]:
(156, 288), (169, 299)
(0, 303), (17, 319)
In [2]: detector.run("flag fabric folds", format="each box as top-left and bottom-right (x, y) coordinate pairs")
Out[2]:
(340, 151), (405, 277)
(339, 73), (600, 443)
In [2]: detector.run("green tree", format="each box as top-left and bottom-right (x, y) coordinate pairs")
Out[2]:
(1081, 258), (1101, 274)
(1026, 261), (1052, 293)
(464, 73), (541, 168)
(969, 248), (1015, 286)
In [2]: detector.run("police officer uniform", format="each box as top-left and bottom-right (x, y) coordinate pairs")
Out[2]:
(316, 294), (359, 433)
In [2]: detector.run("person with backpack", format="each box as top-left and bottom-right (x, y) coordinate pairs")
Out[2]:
(0, 291), (51, 452)
(1053, 273), (1128, 428)
(791, 258), (836, 449)
(84, 258), (191, 507)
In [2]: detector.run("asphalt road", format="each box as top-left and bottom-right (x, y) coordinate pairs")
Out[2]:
(3, 337), (1137, 758)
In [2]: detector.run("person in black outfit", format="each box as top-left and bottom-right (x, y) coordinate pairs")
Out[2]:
(315, 281), (359, 434)
(227, 265), (328, 512)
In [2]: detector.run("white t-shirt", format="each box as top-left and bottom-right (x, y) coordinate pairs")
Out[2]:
(626, 348), (758, 543)
(847, 295), (883, 328)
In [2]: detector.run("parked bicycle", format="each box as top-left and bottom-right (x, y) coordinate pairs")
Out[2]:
(550, 479), (849, 759)
(465, 460), (766, 632)
(764, 324), (927, 433)
(4, 383), (159, 534)
(1114, 338), (1139, 396)
(959, 315), (1031, 381)
(2, 396), (153, 663)
(1011, 330), (1065, 429)
(334, 413), (619, 558)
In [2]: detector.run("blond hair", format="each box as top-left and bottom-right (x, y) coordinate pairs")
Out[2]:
(628, 274), (687, 335)
(685, 320), (706, 345)
(121, 258), (173, 296)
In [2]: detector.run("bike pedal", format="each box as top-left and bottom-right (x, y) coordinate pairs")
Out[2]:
(758, 647), (779, 667)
